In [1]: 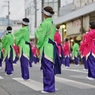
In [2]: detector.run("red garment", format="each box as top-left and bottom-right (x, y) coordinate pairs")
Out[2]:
(32, 46), (40, 57)
(79, 41), (84, 56)
(63, 42), (70, 57)
(83, 29), (95, 57)
(32, 46), (37, 57)
(82, 33), (91, 57)
(13, 45), (20, 55)
(54, 31), (62, 56)
(54, 31), (61, 44)
(37, 49), (40, 56)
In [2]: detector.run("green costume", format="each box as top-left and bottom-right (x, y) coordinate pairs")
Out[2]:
(0, 42), (2, 58)
(14, 26), (30, 59)
(35, 18), (56, 61)
(2, 32), (15, 59)
(72, 43), (79, 57)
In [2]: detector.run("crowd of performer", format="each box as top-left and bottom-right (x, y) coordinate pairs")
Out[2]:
(0, 5), (95, 93)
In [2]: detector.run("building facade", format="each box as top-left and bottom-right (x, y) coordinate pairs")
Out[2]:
(54, 0), (95, 41)
(0, 17), (22, 38)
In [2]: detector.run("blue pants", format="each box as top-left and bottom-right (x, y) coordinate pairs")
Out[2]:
(20, 53), (29, 80)
(41, 53), (55, 92)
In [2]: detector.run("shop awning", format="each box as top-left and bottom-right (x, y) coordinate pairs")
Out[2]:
(68, 33), (81, 38)
(76, 34), (82, 41)
(54, 2), (95, 25)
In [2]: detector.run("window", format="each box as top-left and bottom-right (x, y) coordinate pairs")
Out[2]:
(54, 2), (58, 11)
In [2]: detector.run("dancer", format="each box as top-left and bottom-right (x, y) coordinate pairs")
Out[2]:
(63, 38), (70, 68)
(14, 18), (32, 80)
(35, 6), (56, 93)
(79, 36), (88, 70)
(54, 25), (64, 65)
(84, 22), (95, 80)
(72, 40), (79, 66)
(2, 26), (14, 75)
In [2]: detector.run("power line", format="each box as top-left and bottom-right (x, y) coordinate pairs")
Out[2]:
(11, 11), (25, 20)
(10, 1), (24, 13)
(10, 6), (24, 15)
(11, 12), (24, 18)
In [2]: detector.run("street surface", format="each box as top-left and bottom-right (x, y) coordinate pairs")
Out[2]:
(0, 62), (95, 95)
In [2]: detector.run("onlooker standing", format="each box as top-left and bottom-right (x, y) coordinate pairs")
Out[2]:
(72, 40), (79, 66)
(63, 38), (70, 68)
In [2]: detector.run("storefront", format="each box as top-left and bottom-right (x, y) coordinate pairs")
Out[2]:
(54, 2), (95, 42)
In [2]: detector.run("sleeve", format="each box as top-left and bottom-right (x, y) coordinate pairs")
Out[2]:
(0, 43), (2, 50)
(72, 44), (76, 55)
(34, 22), (47, 49)
(1, 36), (8, 48)
(14, 28), (24, 46)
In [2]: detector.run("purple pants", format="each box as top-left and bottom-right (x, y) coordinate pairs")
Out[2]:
(0, 52), (3, 67)
(5, 57), (13, 75)
(33, 56), (39, 64)
(5, 47), (14, 75)
(82, 57), (88, 69)
(65, 56), (70, 67)
(74, 56), (79, 65)
(13, 56), (19, 64)
(41, 54), (55, 92)
(87, 53), (95, 78)
(20, 54), (29, 80)
(0, 59), (2, 67)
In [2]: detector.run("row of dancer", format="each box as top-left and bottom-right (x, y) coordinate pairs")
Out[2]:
(1, 5), (91, 94)
(0, 18), (40, 76)
(79, 22), (95, 80)
(0, 6), (63, 94)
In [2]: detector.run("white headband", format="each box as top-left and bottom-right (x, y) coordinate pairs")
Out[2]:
(42, 9), (52, 16)
(22, 21), (29, 25)
(7, 30), (12, 32)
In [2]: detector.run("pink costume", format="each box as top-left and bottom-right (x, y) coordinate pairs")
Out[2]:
(87, 29), (95, 56)
(32, 46), (37, 57)
(82, 33), (90, 58)
(54, 31), (62, 56)
(63, 42), (70, 57)
(83, 30), (95, 58)
(13, 44), (20, 56)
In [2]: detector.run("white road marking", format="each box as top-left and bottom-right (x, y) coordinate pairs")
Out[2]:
(13, 75), (95, 90)
(62, 68), (88, 73)
(55, 76), (95, 89)
(70, 75), (87, 79)
(0, 76), (4, 79)
(13, 78), (43, 91)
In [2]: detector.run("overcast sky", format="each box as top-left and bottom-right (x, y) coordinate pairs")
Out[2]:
(0, 0), (24, 20)
(0, 0), (73, 20)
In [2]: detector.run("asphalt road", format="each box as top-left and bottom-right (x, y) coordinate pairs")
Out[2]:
(0, 62), (95, 95)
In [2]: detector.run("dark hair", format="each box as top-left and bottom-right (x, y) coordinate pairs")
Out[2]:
(90, 22), (95, 29)
(65, 38), (68, 42)
(56, 25), (60, 29)
(44, 6), (55, 16)
(6, 26), (12, 31)
(75, 39), (78, 43)
(22, 18), (29, 26)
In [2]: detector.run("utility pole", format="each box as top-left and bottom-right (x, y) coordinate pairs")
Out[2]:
(58, 0), (61, 16)
(4, 0), (10, 26)
(8, 1), (10, 26)
(42, 0), (44, 21)
(34, 0), (37, 28)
